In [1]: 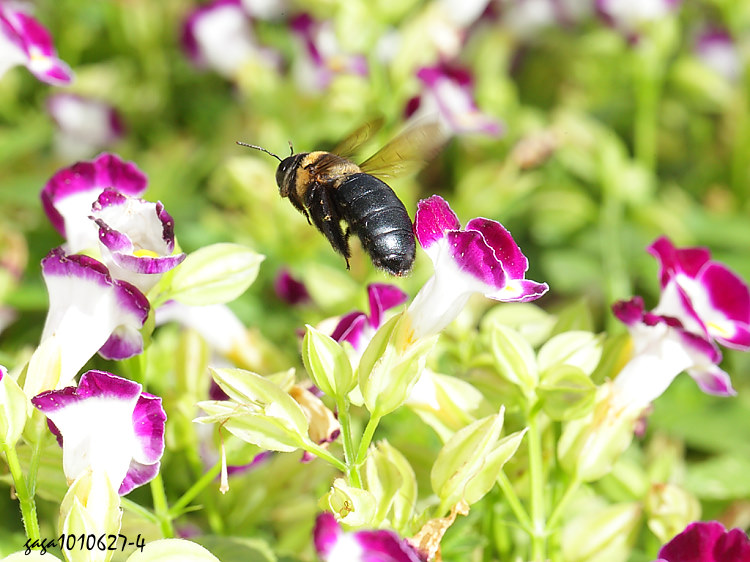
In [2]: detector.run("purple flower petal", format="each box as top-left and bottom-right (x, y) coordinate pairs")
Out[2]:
(274, 269), (311, 305)
(31, 370), (166, 495)
(699, 263), (750, 350)
(695, 29), (741, 83)
(465, 218), (528, 279)
(648, 236), (711, 288)
(413, 195), (461, 251)
(47, 93), (124, 160)
(313, 512), (425, 562)
(446, 229), (506, 289)
(314, 512), (342, 557)
(658, 521), (750, 562)
(367, 283), (408, 329)
(331, 311), (368, 351)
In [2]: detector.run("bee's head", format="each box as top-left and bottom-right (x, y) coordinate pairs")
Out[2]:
(275, 155), (299, 194)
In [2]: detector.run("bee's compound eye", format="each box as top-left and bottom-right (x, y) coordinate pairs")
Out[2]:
(276, 157), (294, 189)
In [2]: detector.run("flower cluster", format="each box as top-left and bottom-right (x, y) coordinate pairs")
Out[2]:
(37, 153), (185, 388)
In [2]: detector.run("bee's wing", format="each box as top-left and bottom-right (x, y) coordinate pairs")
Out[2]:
(358, 121), (445, 179)
(333, 117), (385, 160)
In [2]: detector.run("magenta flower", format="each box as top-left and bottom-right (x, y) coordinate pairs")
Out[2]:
(0, 3), (72, 85)
(332, 284), (408, 352)
(649, 236), (750, 352)
(405, 64), (502, 137)
(611, 237), (750, 411)
(314, 512), (425, 562)
(91, 189), (186, 293)
(31, 370), (166, 495)
(41, 153), (148, 254)
(290, 13), (367, 92)
(47, 93), (124, 160)
(41, 248), (149, 386)
(181, 0), (280, 78)
(407, 195), (548, 339)
(657, 521), (750, 562)
(274, 268), (311, 306)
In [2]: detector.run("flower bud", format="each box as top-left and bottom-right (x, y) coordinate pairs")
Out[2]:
(561, 502), (642, 562)
(646, 483), (701, 544)
(302, 325), (355, 399)
(489, 324), (538, 396)
(321, 477), (377, 527)
(0, 366), (29, 446)
(364, 440), (417, 532)
(431, 409), (525, 508)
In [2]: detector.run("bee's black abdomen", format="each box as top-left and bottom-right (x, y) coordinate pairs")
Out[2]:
(336, 173), (415, 276)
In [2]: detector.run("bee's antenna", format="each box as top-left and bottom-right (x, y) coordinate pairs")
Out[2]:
(288, 140), (294, 156)
(236, 141), (282, 162)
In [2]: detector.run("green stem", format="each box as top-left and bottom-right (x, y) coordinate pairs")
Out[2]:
(527, 413), (546, 562)
(355, 414), (382, 467)
(303, 442), (348, 474)
(496, 470), (533, 534)
(2, 443), (40, 541)
(150, 473), (174, 538)
(730, 67), (750, 199)
(121, 497), (159, 525)
(547, 475), (582, 531)
(169, 461), (222, 518)
(632, 46), (662, 173)
(335, 397), (362, 488)
(26, 413), (47, 498)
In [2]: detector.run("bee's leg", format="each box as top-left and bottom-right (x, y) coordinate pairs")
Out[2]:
(287, 191), (312, 224)
(307, 183), (350, 268)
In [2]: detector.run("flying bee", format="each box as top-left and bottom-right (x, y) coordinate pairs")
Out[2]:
(238, 119), (444, 276)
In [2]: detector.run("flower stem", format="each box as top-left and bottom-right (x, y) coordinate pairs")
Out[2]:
(2, 443), (40, 541)
(169, 460), (222, 518)
(355, 414), (382, 467)
(303, 442), (348, 474)
(150, 472), (174, 538)
(527, 412), (546, 561)
(496, 470), (533, 534)
(335, 397), (362, 488)
(632, 44), (662, 173)
(547, 475), (582, 531)
(121, 497), (159, 524)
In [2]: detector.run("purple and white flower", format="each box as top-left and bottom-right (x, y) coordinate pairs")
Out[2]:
(181, 0), (280, 79)
(612, 296), (733, 412)
(313, 511), (425, 562)
(0, 3), (73, 85)
(331, 283), (408, 352)
(405, 63), (502, 137)
(47, 93), (125, 160)
(290, 13), (367, 92)
(648, 236), (750, 352)
(41, 248), (149, 386)
(407, 195), (548, 339)
(31, 370), (166, 495)
(694, 29), (743, 85)
(90, 189), (186, 293)
(41, 153), (148, 254)
(657, 521), (750, 562)
(610, 236), (750, 412)
(240, 0), (286, 20)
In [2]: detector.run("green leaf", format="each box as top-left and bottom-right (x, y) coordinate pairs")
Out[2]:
(489, 325), (538, 395)
(167, 243), (264, 306)
(538, 364), (596, 421)
(0, 368), (29, 446)
(537, 331), (603, 376)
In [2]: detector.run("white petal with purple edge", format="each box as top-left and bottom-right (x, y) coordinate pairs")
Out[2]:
(41, 249), (149, 385)
(91, 191), (186, 293)
(31, 371), (166, 495)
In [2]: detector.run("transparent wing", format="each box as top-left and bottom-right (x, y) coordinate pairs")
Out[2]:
(332, 117), (385, 160)
(358, 120), (446, 179)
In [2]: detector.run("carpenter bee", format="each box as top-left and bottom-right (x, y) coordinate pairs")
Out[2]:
(237, 119), (443, 276)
